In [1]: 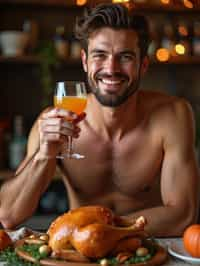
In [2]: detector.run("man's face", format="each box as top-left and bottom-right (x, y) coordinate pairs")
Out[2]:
(81, 27), (146, 107)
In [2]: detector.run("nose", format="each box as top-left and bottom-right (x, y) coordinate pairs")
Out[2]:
(104, 55), (121, 74)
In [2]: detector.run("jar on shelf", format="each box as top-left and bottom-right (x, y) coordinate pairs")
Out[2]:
(161, 19), (176, 57)
(70, 37), (81, 60)
(8, 115), (27, 170)
(54, 26), (69, 59)
(147, 18), (160, 58)
(23, 20), (39, 52)
(193, 21), (200, 56)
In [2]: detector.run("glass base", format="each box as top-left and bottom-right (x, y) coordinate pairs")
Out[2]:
(56, 153), (85, 159)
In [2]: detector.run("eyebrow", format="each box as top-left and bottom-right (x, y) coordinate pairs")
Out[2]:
(90, 49), (107, 54)
(90, 49), (136, 57)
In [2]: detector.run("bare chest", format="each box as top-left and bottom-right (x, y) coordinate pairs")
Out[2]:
(60, 127), (163, 210)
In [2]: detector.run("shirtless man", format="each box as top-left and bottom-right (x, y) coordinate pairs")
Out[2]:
(0, 3), (199, 236)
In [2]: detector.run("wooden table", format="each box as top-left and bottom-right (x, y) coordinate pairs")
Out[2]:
(0, 229), (196, 266)
(158, 238), (195, 265)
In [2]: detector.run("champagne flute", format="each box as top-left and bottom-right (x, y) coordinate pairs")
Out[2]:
(54, 81), (87, 159)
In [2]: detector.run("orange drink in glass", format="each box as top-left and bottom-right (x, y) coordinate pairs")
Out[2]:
(54, 81), (87, 159)
(54, 96), (87, 115)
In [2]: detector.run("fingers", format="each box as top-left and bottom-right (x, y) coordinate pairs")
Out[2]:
(39, 118), (73, 139)
(42, 109), (86, 124)
(74, 112), (86, 123)
(38, 119), (79, 143)
(42, 108), (78, 121)
(38, 108), (82, 144)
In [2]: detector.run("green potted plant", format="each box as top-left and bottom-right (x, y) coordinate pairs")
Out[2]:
(37, 41), (58, 108)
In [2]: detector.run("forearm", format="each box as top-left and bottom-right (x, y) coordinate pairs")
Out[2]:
(123, 205), (196, 237)
(0, 152), (56, 229)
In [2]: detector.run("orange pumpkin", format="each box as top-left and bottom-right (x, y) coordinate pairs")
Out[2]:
(183, 224), (200, 257)
(0, 230), (12, 251)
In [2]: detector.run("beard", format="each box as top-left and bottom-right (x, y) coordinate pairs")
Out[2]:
(87, 72), (141, 107)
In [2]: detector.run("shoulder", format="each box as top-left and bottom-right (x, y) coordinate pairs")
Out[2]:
(140, 90), (195, 145)
(139, 90), (193, 121)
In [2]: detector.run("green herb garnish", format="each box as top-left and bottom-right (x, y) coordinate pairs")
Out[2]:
(0, 243), (49, 266)
(97, 239), (157, 265)
(0, 247), (34, 266)
(19, 244), (49, 261)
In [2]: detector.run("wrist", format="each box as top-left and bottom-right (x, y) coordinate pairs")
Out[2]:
(37, 142), (60, 160)
(34, 150), (57, 161)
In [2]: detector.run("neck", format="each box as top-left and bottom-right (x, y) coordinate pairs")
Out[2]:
(86, 92), (139, 140)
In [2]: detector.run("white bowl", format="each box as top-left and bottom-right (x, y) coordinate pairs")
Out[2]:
(0, 31), (29, 56)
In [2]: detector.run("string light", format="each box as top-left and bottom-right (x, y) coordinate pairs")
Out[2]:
(112, 0), (130, 3)
(178, 25), (188, 37)
(76, 0), (87, 6)
(160, 0), (170, 4)
(175, 44), (185, 55)
(156, 48), (170, 62)
(183, 0), (194, 8)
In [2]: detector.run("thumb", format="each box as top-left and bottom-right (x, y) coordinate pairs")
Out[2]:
(74, 112), (86, 124)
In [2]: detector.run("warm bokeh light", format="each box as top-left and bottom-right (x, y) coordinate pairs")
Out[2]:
(178, 25), (188, 37)
(160, 0), (170, 4)
(175, 44), (185, 55)
(156, 48), (170, 62)
(76, 0), (87, 6)
(112, 0), (129, 2)
(183, 0), (194, 9)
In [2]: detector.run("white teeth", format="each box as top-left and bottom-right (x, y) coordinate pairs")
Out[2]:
(101, 79), (121, 85)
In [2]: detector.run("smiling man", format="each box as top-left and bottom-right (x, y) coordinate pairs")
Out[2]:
(82, 27), (142, 107)
(0, 3), (199, 236)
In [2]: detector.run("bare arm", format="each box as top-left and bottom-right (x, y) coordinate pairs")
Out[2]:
(124, 99), (200, 237)
(0, 108), (81, 229)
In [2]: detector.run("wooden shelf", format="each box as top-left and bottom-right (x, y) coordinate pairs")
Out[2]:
(0, 0), (199, 12)
(151, 55), (200, 65)
(0, 0), (77, 7)
(0, 55), (39, 64)
(0, 55), (82, 66)
(0, 55), (199, 65)
(132, 3), (200, 13)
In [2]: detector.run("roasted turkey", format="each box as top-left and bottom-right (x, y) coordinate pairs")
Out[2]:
(48, 205), (147, 259)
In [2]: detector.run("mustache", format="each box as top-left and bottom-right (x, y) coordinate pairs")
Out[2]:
(95, 72), (129, 81)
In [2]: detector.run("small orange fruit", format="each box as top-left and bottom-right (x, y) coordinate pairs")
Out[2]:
(183, 224), (200, 257)
(0, 229), (12, 250)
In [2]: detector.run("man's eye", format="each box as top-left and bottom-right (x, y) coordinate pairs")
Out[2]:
(120, 54), (134, 61)
(92, 53), (105, 59)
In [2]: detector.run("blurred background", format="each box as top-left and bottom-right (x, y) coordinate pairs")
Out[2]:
(0, 0), (200, 229)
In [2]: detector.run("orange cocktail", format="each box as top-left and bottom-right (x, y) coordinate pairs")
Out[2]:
(54, 96), (87, 115)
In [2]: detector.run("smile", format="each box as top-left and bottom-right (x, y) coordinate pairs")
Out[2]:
(101, 78), (122, 85)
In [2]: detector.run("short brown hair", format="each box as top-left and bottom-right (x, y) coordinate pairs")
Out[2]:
(75, 3), (150, 59)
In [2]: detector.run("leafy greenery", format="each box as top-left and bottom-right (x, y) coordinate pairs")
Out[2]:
(20, 244), (49, 261)
(97, 239), (157, 265)
(36, 41), (58, 108)
(0, 247), (34, 266)
(0, 243), (49, 266)
(0, 239), (158, 266)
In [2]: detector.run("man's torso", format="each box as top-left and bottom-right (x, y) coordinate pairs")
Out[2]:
(58, 90), (178, 215)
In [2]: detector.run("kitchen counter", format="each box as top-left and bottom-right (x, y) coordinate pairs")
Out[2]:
(18, 214), (57, 231)
(0, 227), (196, 265)
(158, 238), (197, 265)
(0, 236), (197, 266)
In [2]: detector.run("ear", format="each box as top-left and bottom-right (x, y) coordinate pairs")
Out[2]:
(81, 49), (88, 73)
(140, 56), (149, 76)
